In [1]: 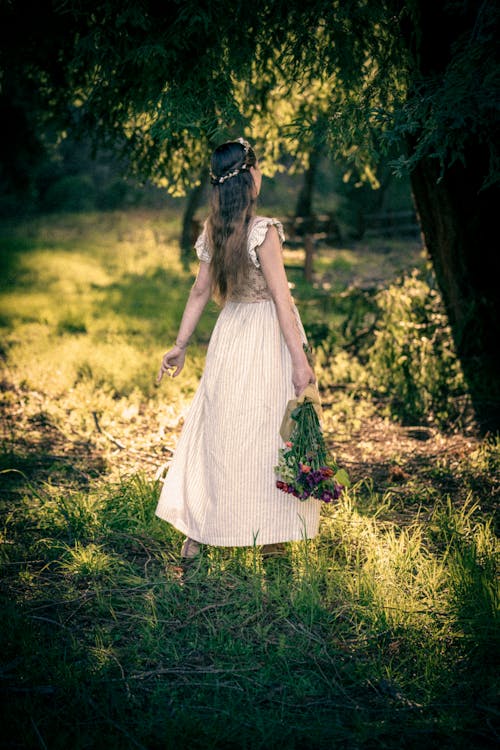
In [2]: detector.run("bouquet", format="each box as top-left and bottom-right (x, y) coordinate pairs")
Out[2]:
(275, 386), (349, 503)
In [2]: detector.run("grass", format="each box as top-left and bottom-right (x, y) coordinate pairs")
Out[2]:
(0, 209), (498, 749)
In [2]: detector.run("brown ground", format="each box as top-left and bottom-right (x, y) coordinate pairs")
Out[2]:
(2, 377), (497, 527)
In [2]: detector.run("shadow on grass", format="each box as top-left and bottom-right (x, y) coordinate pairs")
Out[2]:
(92, 265), (218, 345)
(0, 445), (107, 495)
(0, 235), (42, 293)
(97, 267), (191, 322)
(1, 529), (497, 750)
(0, 411), (108, 501)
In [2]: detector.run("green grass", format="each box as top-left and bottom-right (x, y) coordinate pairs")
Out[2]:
(1, 473), (498, 748)
(0, 210), (217, 401)
(0, 210), (498, 748)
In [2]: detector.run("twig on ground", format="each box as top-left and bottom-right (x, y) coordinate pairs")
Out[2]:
(30, 717), (48, 750)
(92, 412), (125, 450)
(29, 615), (70, 630)
(128, 664), (263, 680)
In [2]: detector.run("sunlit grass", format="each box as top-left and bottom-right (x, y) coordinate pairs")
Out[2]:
(0, 211), (217, 404)
(57, 541), (119, 580)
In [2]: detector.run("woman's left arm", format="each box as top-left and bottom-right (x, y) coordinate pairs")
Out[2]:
(157, 261), (212, 383)
(257, 225), (315, 395)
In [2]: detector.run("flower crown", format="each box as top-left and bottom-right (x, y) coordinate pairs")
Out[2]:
(210, 137), (252, 185)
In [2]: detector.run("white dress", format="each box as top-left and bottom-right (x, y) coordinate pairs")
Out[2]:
(155, 216), (321, 546)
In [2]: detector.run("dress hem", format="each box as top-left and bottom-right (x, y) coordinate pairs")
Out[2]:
(154, 511), (320, 547)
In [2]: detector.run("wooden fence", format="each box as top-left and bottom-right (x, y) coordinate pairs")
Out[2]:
(363, 209), (420, 238)
(190, 210), (420, 282)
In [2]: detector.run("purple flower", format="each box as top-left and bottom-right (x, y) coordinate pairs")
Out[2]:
(333, 483), (344, 499)
(312, 470), (323, 485)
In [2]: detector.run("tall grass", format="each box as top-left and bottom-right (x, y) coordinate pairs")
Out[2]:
(1, 472), (497, 748)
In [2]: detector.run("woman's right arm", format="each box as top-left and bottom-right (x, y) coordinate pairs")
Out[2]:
(156, 261), (212, 383)
(257, 225), (315, 395)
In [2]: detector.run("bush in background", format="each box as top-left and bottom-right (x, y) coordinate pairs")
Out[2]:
(365, 270), (468, 427)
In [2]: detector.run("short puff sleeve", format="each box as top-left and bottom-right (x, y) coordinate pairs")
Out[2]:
(195, 227), (211, 263)
(247, 218), (285, 268)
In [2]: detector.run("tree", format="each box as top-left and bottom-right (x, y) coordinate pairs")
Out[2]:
(179, 169), (207, 261)
(1, 0), (499, 429)
(398, 2), (500, 432)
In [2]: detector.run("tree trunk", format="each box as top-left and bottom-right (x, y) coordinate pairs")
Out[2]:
(295, 146), (321, 217)
(180, 172), (206, 260)
(303, 235), (315, 282)
(403, 0), (500, 432)
(410, 147), (500, 433)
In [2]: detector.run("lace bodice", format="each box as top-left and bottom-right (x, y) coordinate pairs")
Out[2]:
(195, 216), (285, 302)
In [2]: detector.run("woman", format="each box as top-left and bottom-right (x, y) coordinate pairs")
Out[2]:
(155, 138), (320, 558)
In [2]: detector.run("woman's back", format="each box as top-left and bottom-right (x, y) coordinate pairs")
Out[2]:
(196, 215), (285, 303)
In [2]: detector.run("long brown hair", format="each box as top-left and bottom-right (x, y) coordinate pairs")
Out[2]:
(206, 140), (257, 302)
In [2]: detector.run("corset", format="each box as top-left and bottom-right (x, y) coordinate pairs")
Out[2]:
(227, 264), (273, 302)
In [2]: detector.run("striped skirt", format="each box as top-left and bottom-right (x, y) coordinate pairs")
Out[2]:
(155, 299), (321, 547)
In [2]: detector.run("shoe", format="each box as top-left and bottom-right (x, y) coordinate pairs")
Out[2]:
(180, 537), (201, 559)
(261, 543), (286, 559)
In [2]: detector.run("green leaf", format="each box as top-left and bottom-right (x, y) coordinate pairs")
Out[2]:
(334, 469), (351, 487)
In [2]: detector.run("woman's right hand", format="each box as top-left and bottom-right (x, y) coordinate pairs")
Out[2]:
(292, 361), (316, 396)
(156, 345), (186, 384)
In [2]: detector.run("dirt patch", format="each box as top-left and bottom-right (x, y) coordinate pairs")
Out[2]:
(2, 379), (497, 525)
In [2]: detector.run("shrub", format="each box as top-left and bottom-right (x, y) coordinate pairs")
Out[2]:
(42, 175), (96, 212)
(366, 270), (467, 427)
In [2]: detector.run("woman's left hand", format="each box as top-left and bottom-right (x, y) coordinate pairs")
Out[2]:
(156, 345), (186, 383)
(292, 361), (316, 396)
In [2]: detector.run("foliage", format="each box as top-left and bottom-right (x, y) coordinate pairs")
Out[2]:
(2, 4), (499, 437)
(2, 1), (497, 193)
(388, 0), (500, 189)
(365, 271), (468, 427)
(291, 254), (466, 429)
